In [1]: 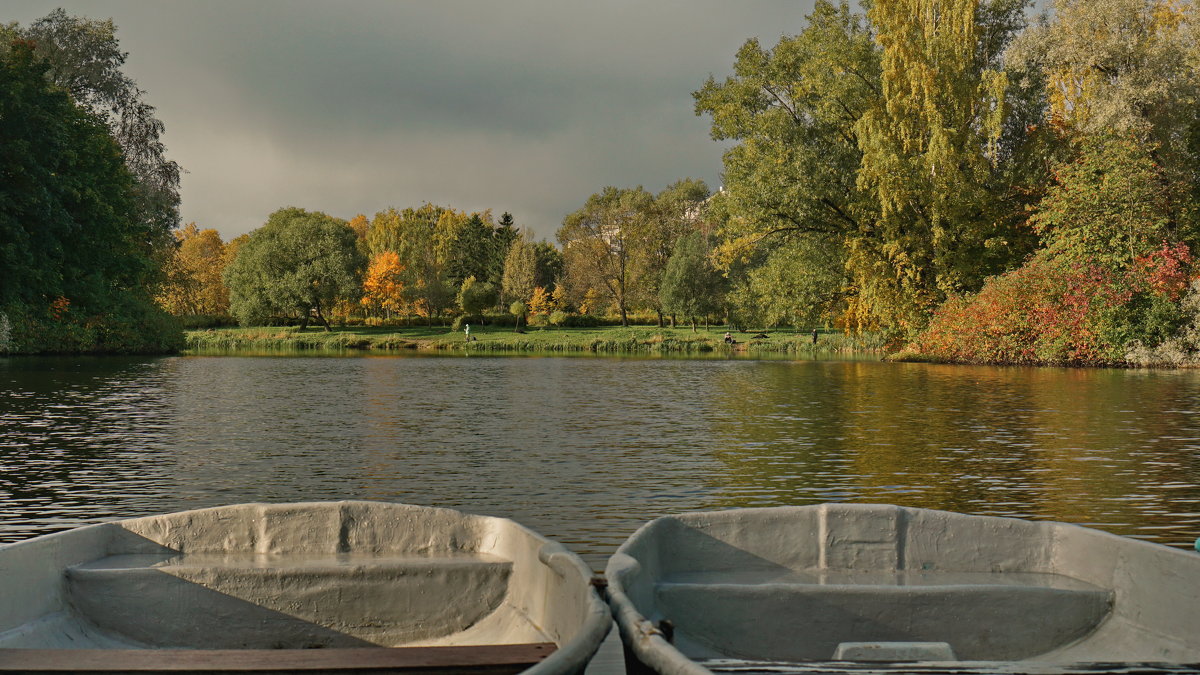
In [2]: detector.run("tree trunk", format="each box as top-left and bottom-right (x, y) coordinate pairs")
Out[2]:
(298, 309), (310, 331)
(314, 301), (331, 332)
(620, 304), (629, 327)
(691, 317), (697, 332)
(656, 309), (664, 328)
(670, 314), (676, 329)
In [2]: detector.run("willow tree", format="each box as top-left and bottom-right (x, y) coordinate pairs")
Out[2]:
(852, 0), (1029, 332)
(224, 208), (364, 330)
(697, 0), (1036, 335)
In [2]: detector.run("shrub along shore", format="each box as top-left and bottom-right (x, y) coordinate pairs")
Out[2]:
(184, 325), (885, 356)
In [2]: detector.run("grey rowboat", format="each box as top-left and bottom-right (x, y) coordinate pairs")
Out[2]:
(606, 504), (1200, 675)
(0, 501), (610, 674)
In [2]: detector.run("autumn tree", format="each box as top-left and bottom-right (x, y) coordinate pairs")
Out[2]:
(696, 0), (1037, 335)
(365, 204), (481, 324)
(527, 286), (555, 320)
(223, 208), (364, 330)
(850, 0), (1030, 330)
(361, 251), (407, 318)
(1009, 0), (1197, 170)
(158, 223), (229, 316)
(501, 237), (538, 306)
(558, 186), (654, 326)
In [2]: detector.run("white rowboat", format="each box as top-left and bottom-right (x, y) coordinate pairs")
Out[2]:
(0, 501), (610, 674)
(606, 504), (1200, 675)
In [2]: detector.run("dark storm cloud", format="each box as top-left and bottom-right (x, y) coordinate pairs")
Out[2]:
(5, 1), (813, 239)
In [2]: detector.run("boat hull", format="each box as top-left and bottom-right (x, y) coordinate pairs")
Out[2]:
(606, 504), (1200, 675)
(0, 501), (610, 674)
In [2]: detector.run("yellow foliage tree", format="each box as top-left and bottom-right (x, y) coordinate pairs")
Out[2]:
(578, 287), (607, 316)
(361, 251), (407, 318)
(527, 286), (554, 318)
(158, 223), (229, 316)
(851, 0), (1017, 333)
(347, 213), (369, 241)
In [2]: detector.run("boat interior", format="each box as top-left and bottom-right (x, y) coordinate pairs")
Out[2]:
(609, 504), (1200, 666)
(0, 502), (593, 655)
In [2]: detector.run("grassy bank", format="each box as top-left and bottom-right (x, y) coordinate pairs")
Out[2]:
(185, 324), (884, 356)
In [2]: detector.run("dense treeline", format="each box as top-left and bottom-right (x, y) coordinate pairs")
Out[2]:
(695, 0), (1200, 365)
(162, 181), (728, 334)
(0, 13), (181, 354)
(12, 1), (1200, 365)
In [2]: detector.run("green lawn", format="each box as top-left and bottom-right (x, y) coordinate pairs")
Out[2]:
(184, 323), (883, 355)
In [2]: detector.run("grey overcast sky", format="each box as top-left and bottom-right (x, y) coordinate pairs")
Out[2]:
(6, 1), (815, 241)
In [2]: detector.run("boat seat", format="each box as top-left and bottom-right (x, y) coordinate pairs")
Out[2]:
(66, 553), (514, 649)
(0, 643), (556, 673)
(655, 569), (1113, 662)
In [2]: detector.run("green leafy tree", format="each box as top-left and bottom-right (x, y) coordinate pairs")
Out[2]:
(224, 207), (365, 330)
(510, 300), (527, 331)
(694, 1), (879, 329)
(659, 233), (725, 331)
(1033, 135), (1181, 269)
(743, 236), (848, 329)
(634, 179), (710, 326)
(457, 275), (498, 320)
(11, 9), (181, 243)
(695, 0), (1036, 335)
(446, 213), (495, 288)
(533, 241), (563, 291)
(490, 212), (520, 286)
(0, 39), (179, 353)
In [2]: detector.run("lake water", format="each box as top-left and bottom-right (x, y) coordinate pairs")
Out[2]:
(3, 353), (1200, 571)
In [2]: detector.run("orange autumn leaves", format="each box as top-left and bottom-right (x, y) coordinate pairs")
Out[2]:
(361, 251), (407, 316)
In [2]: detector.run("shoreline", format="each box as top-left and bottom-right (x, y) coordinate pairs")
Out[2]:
(183, 325), (884, 357)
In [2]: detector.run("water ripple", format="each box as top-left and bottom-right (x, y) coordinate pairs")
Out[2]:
(2, 355), (1200, 566)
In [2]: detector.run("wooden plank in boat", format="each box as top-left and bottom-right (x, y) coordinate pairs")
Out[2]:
(0, 643), (556, 674)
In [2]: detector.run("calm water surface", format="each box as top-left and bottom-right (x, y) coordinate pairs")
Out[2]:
(3, 353), (1200, 568)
